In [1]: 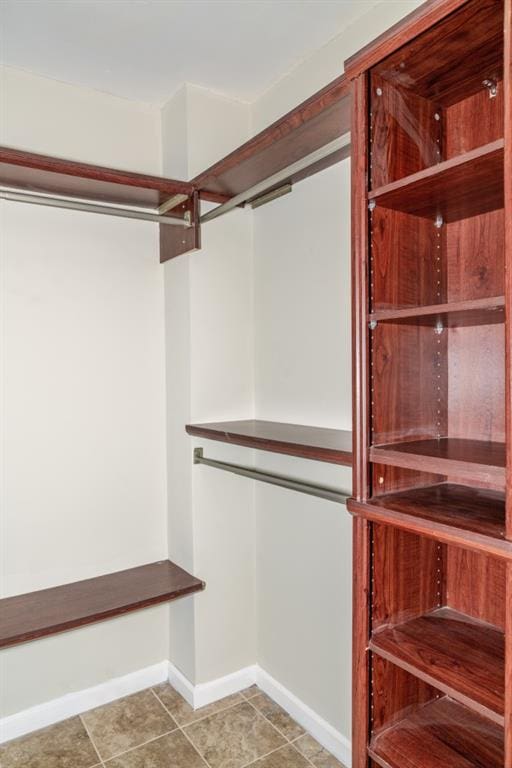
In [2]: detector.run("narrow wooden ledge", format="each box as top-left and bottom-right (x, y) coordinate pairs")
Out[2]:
(186, 419), (353, 466)
(0, 560), (205, 649)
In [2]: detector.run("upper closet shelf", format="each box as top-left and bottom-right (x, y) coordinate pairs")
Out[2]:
(186, 419), (353, 466)
(368, 140), (504, 222)
(193, 73), (351, 223)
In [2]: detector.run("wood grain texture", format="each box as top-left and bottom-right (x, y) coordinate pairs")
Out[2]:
(160, 190), (200, 262)
(357, 0), (503, 106)
(446, 547), (506, 630)
(353, 517), (372, 768)
(369, 695), (504, 768)
(192, 74), (351, 199)
(369, 140), (504, 222)
(0, 560), (204, 649)
(0, 147), (193, 207)
(185, 419), (352, 465)
(348, 483), (511, 560)
(369, 297), (505, 327)
(370, 438), (506, 487)
(370, 607), (505, 724)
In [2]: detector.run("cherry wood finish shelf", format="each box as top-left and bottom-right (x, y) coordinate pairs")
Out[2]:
(370, 438), (506, 487)
(368, 140), (504, 222)
(348, 483), (510, 560)
(0, 147), (194, 208)
(192, 74), (351, 201)
(370, 607), (504, 724)
(369, 696), (504, 768)
(0, 560), (204, 649)
(186, 419), (352, 466)
(369, 296), (505, 327)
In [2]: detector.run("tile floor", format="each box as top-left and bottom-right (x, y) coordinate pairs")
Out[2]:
(0, 683), (346, 768)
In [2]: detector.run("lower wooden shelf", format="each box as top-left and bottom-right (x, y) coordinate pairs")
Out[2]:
(0, 560), (205, 649)
(348, 483), (511, 560)
(370, 607), (504, 725)
(369, 696), (504, 768)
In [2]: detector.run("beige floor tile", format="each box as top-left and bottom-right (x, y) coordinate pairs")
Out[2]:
(153, 682), (242, 726)
(240, 685), (260, 700)
(294, 734), (346, 768)
(183, 701), (286, 768)
(81, 689), (177, 760)
(248, 744), (311, 767)
(249, 693), (304, 741)
(104, 729), (205, 767)
(0, 716), (99, 768)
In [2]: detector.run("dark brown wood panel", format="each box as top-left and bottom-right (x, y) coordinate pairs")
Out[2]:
(444, 85), (504, 158)
(192, 75), (351, 199)
(446, 210), (505, 302)
(0, 560), (204, 649)
(185, 419), (352, 465)
(369, 297), (505, 327)
(370, 607), (504, 723)
(446, 547), (506, 630)
(370, 438), (506, 487)
(160, 191), (201, 262)
(0, 147), (193, 207)
(349, 484), (511, 560)
(369, 696), (504, 768)
(369, 140), (504, 222)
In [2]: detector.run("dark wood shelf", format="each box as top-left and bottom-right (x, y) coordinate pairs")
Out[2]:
(369, 696), (504, 768)
(0, 147), (194, 209)
(185, 419), (352, 465)
(0, 560), (204, 649)
(348, 483), (511, 560)
(370, 607), (504, 725)
(192, 74), (351, 202)
(369, 296), (505, 327)
(368, 140), (504, 222)
(370, 438), (506, 487)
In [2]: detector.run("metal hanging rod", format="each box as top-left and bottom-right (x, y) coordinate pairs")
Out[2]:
(0, 188), (191, 227)
(200, 132), (351, 225)
(193, 448), (350, 504)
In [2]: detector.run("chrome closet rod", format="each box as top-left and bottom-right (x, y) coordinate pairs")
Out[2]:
(193, 448), (350, 504)
(200, 132), (351, 224)
(0, 188), (191, 226)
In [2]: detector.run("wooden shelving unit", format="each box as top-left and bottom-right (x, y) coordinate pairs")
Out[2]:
(347, 0), (510, 766)
(0, 560), (204, 649)
(186, 419), (352, 465)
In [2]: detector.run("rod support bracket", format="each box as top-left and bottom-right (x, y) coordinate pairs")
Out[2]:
(194, 447), (204, 464)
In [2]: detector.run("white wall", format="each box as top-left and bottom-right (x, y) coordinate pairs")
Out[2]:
(161, 85), (257, 685)
(0, 66), (169, 717)
(251, 0), (424, 743)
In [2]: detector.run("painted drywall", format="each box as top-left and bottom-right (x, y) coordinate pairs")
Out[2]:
(0, 67), (168, 716)
(251, 0), (424, 743)
(161, 84), (257, 686)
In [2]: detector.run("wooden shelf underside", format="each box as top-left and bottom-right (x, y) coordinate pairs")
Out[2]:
(369, 296), (505, 327)
(348, 483), (511, 560)
(0, 560), (204, 649)
(368, 140), (504, 222)
(186, 419), (352, 465)
(370, 607), (504, 724)
(369, 696), (504, 768)
(192, 74), (351, 201)
(370, 438), (505, 487)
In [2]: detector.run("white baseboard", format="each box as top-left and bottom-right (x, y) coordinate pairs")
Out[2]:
(0, 660), (351, 767)
(256, 668), (352, 768)
(0, 661), (168, 744)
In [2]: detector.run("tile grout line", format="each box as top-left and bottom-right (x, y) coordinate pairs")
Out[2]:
(150, 687), (213, 768)
(152, 685), (247, 727)
(96, 725), (179, 764)
(79, 713), (105, 766)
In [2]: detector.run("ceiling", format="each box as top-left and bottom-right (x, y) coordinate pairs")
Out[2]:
(0, 0), (380, 105)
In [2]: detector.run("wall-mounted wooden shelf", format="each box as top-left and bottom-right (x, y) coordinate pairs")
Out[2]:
(370, 607), (504, 725)
(0, 560), (204, 649)
(369, 696), (504, 768)
(192, 74), (351, 202)
(368, 140), (504, 222)
(186, 419), (352, 466)
(369, 296), (505, 327)
(348, 483), (510, 560)
(370, 438), (506, 487)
